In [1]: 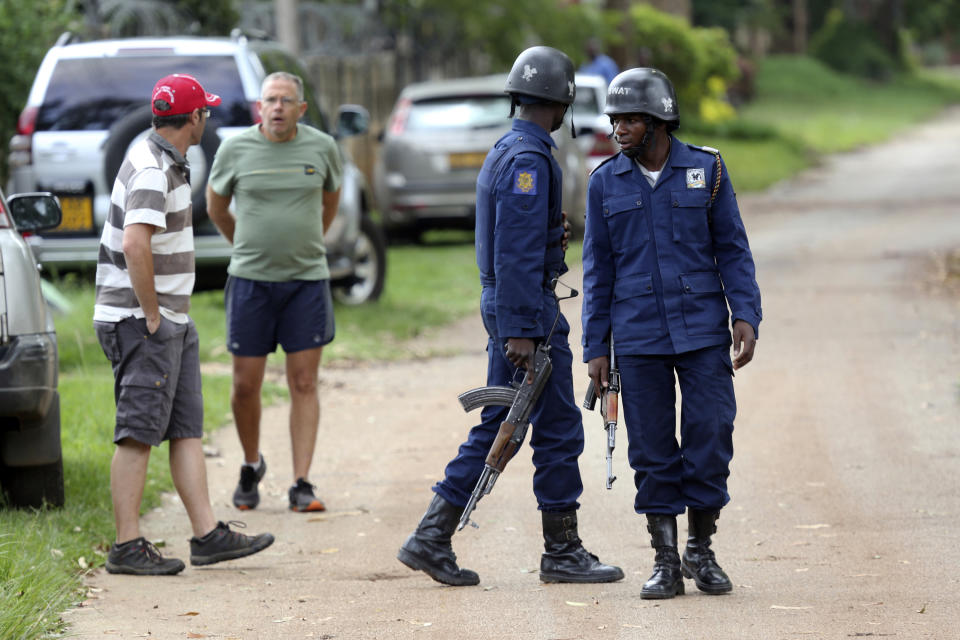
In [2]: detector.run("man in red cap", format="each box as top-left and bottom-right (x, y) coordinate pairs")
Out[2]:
(93, 74), (275, 575)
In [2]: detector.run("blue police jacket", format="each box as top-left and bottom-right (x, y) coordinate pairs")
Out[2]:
(581, 136), (762, 360)
(476, 119), (568, 339)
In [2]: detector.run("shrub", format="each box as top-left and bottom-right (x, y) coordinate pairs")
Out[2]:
(624, 5), (739, 124)
(809, 8), (904, 80)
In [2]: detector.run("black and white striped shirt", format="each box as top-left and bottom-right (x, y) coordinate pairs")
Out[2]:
(94, 132), (195, 323)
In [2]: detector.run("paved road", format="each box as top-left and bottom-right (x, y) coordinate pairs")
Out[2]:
(67, 108), (960, 639)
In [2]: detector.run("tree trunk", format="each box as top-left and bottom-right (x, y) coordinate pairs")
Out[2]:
(793, 0), (807, 54)
(276, 0), (299, 56)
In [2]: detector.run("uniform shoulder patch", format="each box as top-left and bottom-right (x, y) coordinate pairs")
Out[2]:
(513, 168), (537, 194)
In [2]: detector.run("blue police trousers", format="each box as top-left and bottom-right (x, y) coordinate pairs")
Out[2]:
(618, 344), (736, 515)
(434, 294), (585, 512)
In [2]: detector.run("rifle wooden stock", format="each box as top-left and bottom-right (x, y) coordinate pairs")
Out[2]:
(486, 421), (520, 470)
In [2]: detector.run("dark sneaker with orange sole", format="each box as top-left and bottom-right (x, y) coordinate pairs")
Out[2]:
(232, 456), (267, 510)
(288, 478), (326, 512)
(189, 521), (274, 566)
(106, 537), (185, 575)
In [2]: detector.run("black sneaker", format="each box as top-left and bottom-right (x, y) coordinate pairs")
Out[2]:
(189, 521), (274, 566)
(232, 455), (267, 510)
(288, 478), (326, 512)
(106, 537), (185, 575)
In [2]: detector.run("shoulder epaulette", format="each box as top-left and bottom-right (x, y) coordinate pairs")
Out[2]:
(687, 142), (720, 156)
(589, 153), (618, 176)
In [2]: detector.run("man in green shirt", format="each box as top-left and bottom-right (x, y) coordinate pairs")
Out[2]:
(206, 71), (342, 513)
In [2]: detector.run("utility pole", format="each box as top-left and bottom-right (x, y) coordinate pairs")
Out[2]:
(276, 0), (299, 55)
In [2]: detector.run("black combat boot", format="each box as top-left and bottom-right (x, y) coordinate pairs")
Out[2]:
(397, 494), (480, 586)
(539, 510), (624, 583)
(681, 509), (733, 594)
(641, 514), (685, 599)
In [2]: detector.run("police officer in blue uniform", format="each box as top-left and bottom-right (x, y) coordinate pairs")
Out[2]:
(581, 68), (762, 599)
(398, 46), (623, 587)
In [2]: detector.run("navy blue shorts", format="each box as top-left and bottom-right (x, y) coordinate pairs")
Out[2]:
(225, 276), (335, 357)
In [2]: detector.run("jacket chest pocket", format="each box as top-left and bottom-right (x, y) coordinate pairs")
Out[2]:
(671, 189), (710, 243)
(602, 193), (649, 250)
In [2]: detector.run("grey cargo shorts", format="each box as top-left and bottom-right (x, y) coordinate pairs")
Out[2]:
(94, 316), (203, 446)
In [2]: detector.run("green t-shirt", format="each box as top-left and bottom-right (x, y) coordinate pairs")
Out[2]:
(208, 124), (343, 281)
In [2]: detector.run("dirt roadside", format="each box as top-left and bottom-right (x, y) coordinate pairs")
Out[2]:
(64, 108), (960, 640)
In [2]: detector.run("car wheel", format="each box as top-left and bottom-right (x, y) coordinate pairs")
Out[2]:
(0, 398), (65, 509)
(332, 215), (386, 305)
(103, 105), (221, 229)
(1, 458), (64, 509)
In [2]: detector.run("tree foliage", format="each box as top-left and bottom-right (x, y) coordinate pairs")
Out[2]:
(0, 0), (80, 185)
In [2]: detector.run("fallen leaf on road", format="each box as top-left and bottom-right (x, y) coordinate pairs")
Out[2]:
(771, 605), (813, 610)
(186, 633), (205, 639)
(565, 601), (588, 607)
(795, 524), (830, 529)
(308, 509), (368, 522)
(861, 602), (883, 606)
(795, 568), (809, 572)
(179, 611), (200, 616)
(917, 604), (927, 614)
(273, 616), (293, 623)
(403, 620), (432, 626)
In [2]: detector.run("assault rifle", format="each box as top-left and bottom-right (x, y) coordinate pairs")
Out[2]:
(583, 336), (619, 489)
(455, 281), (577, 531)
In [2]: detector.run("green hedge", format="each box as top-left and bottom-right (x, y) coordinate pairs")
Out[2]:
(624, 4), (739, 124)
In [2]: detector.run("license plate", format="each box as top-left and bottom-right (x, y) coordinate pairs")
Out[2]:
(448, 152), (487, 169)
(52, 195), (94, 233)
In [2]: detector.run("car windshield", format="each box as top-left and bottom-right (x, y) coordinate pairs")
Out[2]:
(407, 95), (510, 131)
(574, 85), (604, 117)
(36, 55), (250, 131)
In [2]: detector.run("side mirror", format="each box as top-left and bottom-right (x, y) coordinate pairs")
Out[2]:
(336, 104), (370, 138)
(8, 192), (62, 233)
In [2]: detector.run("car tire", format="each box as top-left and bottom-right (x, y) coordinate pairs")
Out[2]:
(1, 458), (65, 509)
(332, 215), (387, 305)
(103, 105), (221, 229)
(1, 396), (64, 509)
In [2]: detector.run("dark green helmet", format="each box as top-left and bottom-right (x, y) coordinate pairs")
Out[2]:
(504, 46), (576, 105)
(604, 67), (679, 129)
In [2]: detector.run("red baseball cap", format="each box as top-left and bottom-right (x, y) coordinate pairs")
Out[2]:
(151, 74), (222, 116)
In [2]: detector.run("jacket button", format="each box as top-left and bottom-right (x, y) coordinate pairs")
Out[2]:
(636, 200), (642, 206)
(684, 285), (691, 291)
(673, 201), (679, 207)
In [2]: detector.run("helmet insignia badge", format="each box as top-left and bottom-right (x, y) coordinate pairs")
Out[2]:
(661, 97), (674, 112)
(522, 65), (538, 81)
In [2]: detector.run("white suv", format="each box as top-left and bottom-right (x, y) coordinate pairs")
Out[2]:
(7, 31), (385, 303)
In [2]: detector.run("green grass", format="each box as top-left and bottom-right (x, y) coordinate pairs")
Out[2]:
(687, 56), (960, 191)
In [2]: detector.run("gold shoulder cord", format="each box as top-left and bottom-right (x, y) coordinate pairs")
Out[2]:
(709, 151), (722, 206)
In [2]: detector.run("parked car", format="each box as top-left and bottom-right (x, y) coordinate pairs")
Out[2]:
(374, 74), (588, 238)
(0, 188), (64, 508)
(7, 31), (385, 304)
(571, 74), (617, 174)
